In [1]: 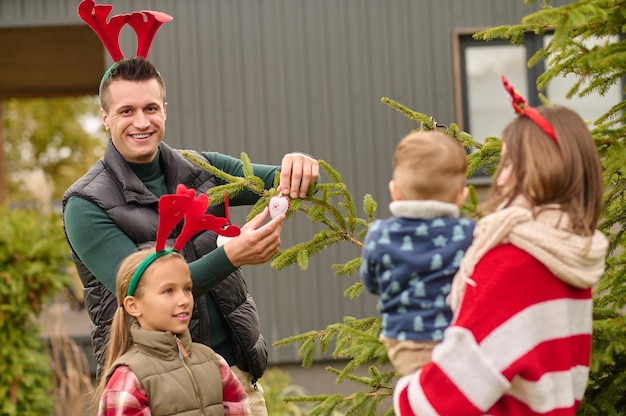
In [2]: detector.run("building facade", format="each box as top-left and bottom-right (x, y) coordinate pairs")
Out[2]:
(2, 0), (587, 368)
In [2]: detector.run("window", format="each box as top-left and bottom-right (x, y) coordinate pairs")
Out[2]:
(454, 31), (623, 143)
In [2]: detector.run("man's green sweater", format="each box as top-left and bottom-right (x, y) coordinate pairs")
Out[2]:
(64, 150), (280, 365)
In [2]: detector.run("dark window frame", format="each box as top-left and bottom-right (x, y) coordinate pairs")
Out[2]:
(452, 29), (624, 184)
(453, 29), (546, 135)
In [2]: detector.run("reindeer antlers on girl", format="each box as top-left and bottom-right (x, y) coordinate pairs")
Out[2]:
(127, 185), (241, 297)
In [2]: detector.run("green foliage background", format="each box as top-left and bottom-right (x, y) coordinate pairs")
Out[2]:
(3, 96), (105, 201)
(1, 96), (104, 413)
(0, 208), (72, 415)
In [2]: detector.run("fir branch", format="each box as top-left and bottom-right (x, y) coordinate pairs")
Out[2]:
(473, 24), (530, 45)
(296, 248), (310, 271)
(184, 151), (369, 273)
(281, 365), (395, 416)
(240, 152), (254, 179)
(319, 159), (343, 184)
(183, 151), (270, 200)
(462, 186), (482, 219)
(298, 201), (364, 249)
(273, 331), (319, 350)
(183, 152), (245, 187)
(466, 136), (501, 178)
(449, 123), (482, 150)
(323, 367), (394, 393)
(362, 194), (377, 223)
(380, 97), (440, 129)
(282, 370), (395, 416)
(333, 257), (361, 277)
(303, 194), (349, 231)
(205, 184), (245, 205)
(342, 281), (364, 300)
(271, 232), (347, 270)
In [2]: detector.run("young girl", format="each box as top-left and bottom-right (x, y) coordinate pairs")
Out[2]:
(94, 249), (251, 416)
(393, 77), (608, 415)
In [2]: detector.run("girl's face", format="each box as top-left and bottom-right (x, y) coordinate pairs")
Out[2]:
(130, 256), (193, 334)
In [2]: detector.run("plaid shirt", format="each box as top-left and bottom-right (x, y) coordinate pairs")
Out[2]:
(98, 355), (251, 416)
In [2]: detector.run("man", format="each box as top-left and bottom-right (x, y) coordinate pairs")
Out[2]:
(62, 57), (318, 414)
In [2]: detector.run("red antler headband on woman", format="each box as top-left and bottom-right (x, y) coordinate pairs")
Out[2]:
(127, 185), (241, 297)
(501, 75), (558, 144)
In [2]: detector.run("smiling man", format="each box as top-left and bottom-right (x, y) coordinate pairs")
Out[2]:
(100, 75), (167, 164)
(62, 57), (318, 415)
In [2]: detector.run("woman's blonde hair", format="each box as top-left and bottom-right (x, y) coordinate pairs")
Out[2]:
(484, 105), (603, 235)
(90, 249), (185, 414)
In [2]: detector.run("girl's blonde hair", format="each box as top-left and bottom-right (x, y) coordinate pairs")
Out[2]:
(483, 105), (603, 235)
(90, 249), (185, 414)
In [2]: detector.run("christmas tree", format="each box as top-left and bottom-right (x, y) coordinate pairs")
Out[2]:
(186, 1), (626, 414)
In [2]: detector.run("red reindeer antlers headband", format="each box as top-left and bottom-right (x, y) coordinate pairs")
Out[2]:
(78, 0), (172, 62)
(501, 75), (558, 144)
(127, 185), (241, 296)
(156, 185), (241, 252)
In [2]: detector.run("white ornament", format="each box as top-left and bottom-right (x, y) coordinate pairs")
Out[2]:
(269, 195), (290, 218)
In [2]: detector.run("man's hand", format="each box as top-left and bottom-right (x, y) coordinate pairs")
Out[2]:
(277, 153), (319, 199)
(223, 208), (285, 268)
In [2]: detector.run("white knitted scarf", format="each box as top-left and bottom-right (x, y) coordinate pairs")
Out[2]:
(448, 197), (608, 312)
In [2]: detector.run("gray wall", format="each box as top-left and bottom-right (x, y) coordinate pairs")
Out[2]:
(1, 0), (563, 363)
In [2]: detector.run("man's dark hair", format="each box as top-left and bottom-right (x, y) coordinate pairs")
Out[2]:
(99, 57), (166, 111)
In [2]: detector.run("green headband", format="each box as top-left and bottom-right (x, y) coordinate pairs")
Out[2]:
(125, 184), (242, 297)
(99, 61), (119, 96)
(127, 248), (175, 296)
(98, 59), (164, 106)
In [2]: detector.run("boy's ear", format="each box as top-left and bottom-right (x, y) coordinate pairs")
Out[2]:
(389, 180), (402, 201)
(123, 296), (142, 317)
(455, 186), (469, 206)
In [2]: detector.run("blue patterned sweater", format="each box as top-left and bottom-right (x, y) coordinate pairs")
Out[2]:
(360, 200), (475, 341)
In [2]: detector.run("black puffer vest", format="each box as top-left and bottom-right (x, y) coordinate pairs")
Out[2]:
(62, 141), (267, 380)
